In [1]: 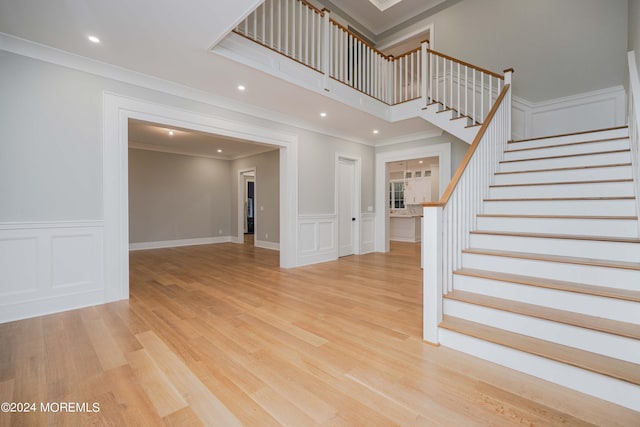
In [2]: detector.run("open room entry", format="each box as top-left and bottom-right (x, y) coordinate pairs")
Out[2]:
(237, 168), (256, 245)
(374, 143), (452, 253)
(103, 93), (299, 303)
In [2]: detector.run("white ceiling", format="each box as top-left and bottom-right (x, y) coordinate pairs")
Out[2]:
(327, 0), (446, 35)
(128, 119), (276, 160)
(0, 0), (444, 152)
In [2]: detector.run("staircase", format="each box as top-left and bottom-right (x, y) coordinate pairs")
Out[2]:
(435, 126), (640, 411)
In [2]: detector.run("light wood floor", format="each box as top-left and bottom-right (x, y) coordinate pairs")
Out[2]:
(1, 242), (638, 426)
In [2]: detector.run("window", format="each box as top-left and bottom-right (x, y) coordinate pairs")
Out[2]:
(389, 180), (405, 209)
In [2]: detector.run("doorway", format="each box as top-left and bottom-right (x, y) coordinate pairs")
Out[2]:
(336, 155), (361, 257)
(104, 94), (299, 303)
(238, 169), (256, 245)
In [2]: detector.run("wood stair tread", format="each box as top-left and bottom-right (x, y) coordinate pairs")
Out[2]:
(439, 316), (640, 386)
(462, 248), (640, 271)
(454, 268), (640, 302)
(470, 230), (640, 244)
(505, 137), (629, 153)
(476, 214), (638, 220)
(445, 290), (640, 340)
(490, 179), (633, 188)
(500, 149), (630, 164)
(508, 125), (628, 143)
(495, 163), (632, 175)
(484, 196), (636, 202)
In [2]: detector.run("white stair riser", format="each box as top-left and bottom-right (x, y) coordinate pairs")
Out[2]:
(438, 329), (640, 412)
(453, 274), (640, 324)
(469, 234), (640, 263)
(483, 199), (637, 216)
(476, 216), (639, 238)
(493, 165), (633, 185)
(489, 181), (635, 199)
(444, 299), (640, 363)
(461, 252), (640, 290)
(508, 128), (629, 150)
(498, 151), (631, 172)
(503, 139), (630, 161)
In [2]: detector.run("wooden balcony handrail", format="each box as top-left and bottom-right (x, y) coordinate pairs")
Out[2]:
(423, 84), (511, 208)
(298, 0), (324, 15)
(329, 19), (390, 59)
(391, 46), (422, 60)
(428, 48), (504, 80)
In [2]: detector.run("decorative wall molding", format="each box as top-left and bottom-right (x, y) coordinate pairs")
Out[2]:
(512, 86), (626, 140)
(0, 221), (104, 323)
(129, 236), (232, 251)
(297, 214), (338, 266)
(360, 213), (376, 254)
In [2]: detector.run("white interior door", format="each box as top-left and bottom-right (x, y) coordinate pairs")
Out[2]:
(338, 159), (355, 257)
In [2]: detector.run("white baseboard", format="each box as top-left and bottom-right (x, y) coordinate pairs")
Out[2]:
(0, 221), (105, 324)
(129, 236), (232, 251)
(255, 239), (280, 251)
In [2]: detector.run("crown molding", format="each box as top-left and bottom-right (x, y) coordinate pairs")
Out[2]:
(0, 32), (375, 148)
(374, 129), (443, 147)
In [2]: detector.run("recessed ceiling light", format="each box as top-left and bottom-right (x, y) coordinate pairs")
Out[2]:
(419, 160), (424, 164)
(217, 149), (223, 153)
(320, 112), (327, 117)
(237, 85), (246, 91)
(168, 130), (174, 136)
(88, 35), (100, 44)
(373, 129), (379, 134)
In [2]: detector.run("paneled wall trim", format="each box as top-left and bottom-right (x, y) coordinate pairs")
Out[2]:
(0, 221), (104, 323)
(298, 214), (338, 266)
(512, 86), (626, 140)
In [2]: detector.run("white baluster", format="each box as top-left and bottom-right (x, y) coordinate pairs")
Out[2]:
(304, 6), (308, 65)
(321, 10), (330, 89)
(480, 72), (485, 123)
(421, 42), (428, 106)
(457, 62), (460, 117)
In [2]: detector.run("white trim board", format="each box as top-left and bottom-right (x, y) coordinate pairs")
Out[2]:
(129, 236), (232, 251)
(0, 221), (105, 323)
(104, 92), (299, 303)
(512, 86), (626, 140)
(255, 240), (280, 251)
(375, 142), (451, 252)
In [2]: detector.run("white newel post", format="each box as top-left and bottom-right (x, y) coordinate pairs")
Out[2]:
(423, 205), (443, 344)
(321, 9), (331, 91)
(421, 41), (429, 107)
(503, 68), (514, 139)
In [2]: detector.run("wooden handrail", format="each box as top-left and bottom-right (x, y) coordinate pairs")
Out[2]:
(428, 48), (504, 80)
(423, 84), (510, 207)
(330, 19), (390, 59)
(392, 46), (422, 60)
(298, 0), (324, 15)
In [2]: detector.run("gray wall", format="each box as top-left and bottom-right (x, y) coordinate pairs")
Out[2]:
(0, 50), (375, 229)
(630, 0), (640, 66)
(427, 0), (628, 103)
(128, 149), (231, 243)
(231, 150), (280, 243)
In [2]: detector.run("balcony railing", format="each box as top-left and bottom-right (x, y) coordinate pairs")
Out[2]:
(234, 0), (506, 125)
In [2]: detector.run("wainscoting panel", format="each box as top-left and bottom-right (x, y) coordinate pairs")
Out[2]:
(297, 215), (337, 266)
(360, 213), (375, 254)
(512, 86), (626, 140)
(0, 221), (104, 323)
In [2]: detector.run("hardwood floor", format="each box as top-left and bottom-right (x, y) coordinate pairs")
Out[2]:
(0, 242), (638, 426)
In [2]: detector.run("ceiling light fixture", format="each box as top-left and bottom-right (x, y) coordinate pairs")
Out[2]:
(320, 112), (327, 117)
(373, 129), (379, 134)
(419, 160), (424, 164)
(217, 149), (223, 153)
(168, 130), (174, 136)
(88, 35), (100, 44)
(237, 85), (246, 91)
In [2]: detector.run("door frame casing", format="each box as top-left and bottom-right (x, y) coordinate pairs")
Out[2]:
(236, 168), (256, 243)
(335, 153), (361, 256)
(103, 92), (299, 302)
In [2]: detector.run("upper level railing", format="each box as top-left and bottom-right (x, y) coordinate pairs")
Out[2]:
(627, 51), (640, 236)
(234, 0), (505, 124)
